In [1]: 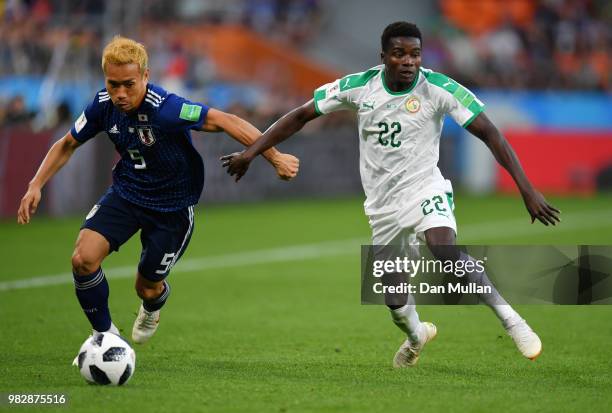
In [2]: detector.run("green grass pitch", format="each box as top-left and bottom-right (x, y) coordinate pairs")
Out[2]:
(1, 194), (611, 412)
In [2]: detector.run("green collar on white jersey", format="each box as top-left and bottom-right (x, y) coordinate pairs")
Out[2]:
(381, 69), (420, 96)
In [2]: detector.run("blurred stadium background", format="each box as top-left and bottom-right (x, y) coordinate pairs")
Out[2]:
(0, 0), (611, 217)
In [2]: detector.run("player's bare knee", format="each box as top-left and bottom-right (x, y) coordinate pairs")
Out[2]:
(425, 227), (458, 261)
(136, 285), (163, 301)
(135, 279), (164, 301)
(71, 249), (101, 275)
(71, 230), (109, 275)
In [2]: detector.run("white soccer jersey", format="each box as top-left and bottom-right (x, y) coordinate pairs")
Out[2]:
(313, 65), (484, 216)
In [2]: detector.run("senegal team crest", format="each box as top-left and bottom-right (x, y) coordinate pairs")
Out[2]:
(405, 97), (420, 113)
(137, 126), (156, 146)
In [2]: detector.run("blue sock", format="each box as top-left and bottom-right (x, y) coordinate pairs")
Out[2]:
(73, 268), (112, 332)
(143, 281), (171, 312)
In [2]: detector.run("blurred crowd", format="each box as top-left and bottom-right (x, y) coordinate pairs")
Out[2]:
(0, 0), (321, 78)
(0, 0), (609, 130)
(0, 95), (34, 126)
(0, 0), (325, 131)
(436, 0), (611, 90)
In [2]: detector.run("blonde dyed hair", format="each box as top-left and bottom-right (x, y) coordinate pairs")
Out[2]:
(101, 36), (148, 75)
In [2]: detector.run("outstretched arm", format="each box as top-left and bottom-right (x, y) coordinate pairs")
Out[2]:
(199, 108), (299, 180)
(466, 113), (561, 226)
(222, 100), (319, 181)
(17, 132), (81, 224)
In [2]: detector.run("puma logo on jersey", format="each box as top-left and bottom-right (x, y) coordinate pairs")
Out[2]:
(109, 124), (120, 134)
(361, 102), (375, 110)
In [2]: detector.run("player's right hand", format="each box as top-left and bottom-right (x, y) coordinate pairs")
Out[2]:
(271, 153), (300, 181)
(221, 151), (252, 182)
(17, 186), (42, 224)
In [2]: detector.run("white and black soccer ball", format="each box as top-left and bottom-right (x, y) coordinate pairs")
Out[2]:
(75, 332), (136, 385)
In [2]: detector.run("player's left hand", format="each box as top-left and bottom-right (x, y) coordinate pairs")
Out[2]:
(522, 189), (561, 226)
(17, 185), (42, 224)
(270, 153), (300, 181)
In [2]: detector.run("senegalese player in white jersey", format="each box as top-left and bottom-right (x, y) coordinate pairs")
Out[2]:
(222, 22), (561, 367)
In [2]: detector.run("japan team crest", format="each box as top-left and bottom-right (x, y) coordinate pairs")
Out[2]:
(137, 126), (156, 146)
(405, 97), (421, 113)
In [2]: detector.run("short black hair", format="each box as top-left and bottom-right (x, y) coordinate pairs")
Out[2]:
(381, 22), (422, 52)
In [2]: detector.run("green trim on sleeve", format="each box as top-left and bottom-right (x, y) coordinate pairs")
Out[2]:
(453, 87), (475, 107)
(422, 69), (484, 110)
(339, 69), (380, 92)
(461, 105), (485, 128)
(467, 99), (484, 115)
(422, 70), (457, 93)
(313, 98), (322, 115)
(313, 88), (325, 115)
(421, 68), (485, 127)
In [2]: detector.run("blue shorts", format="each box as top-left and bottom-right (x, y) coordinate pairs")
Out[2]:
(81, 188), (195, 282)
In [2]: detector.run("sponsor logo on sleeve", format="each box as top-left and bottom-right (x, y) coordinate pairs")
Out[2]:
(86, 204), (100, 220)
(75, 111), (87, 133)
(179, 103), (202, 122)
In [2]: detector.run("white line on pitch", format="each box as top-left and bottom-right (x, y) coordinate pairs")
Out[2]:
(0, 238), (366, 292)
(0, 209), (610, 292)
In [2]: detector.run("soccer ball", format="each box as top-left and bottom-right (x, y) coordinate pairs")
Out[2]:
(75, 332), (136, 385)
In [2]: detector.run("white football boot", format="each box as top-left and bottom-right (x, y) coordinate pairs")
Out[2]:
(131, 304), (160, 344)
(505, 318), (542, 360)
(393, 322), (437, 368)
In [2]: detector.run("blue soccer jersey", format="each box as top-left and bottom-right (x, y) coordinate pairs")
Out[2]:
(70, 84), (208, 212)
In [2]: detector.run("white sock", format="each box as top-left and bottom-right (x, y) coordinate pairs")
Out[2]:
(459, 252), (521, 326)
(390, 300), (422, 344)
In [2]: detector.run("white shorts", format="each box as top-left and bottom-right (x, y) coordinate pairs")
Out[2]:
(368, 179), (457, 246)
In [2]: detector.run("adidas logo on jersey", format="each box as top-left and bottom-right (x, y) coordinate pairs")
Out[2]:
(109, 124), (120, 134)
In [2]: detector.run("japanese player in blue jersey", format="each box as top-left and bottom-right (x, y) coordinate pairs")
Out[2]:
(17, 36), (299, 346)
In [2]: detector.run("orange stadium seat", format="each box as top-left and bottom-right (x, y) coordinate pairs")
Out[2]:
(440, 0), (535, 35)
